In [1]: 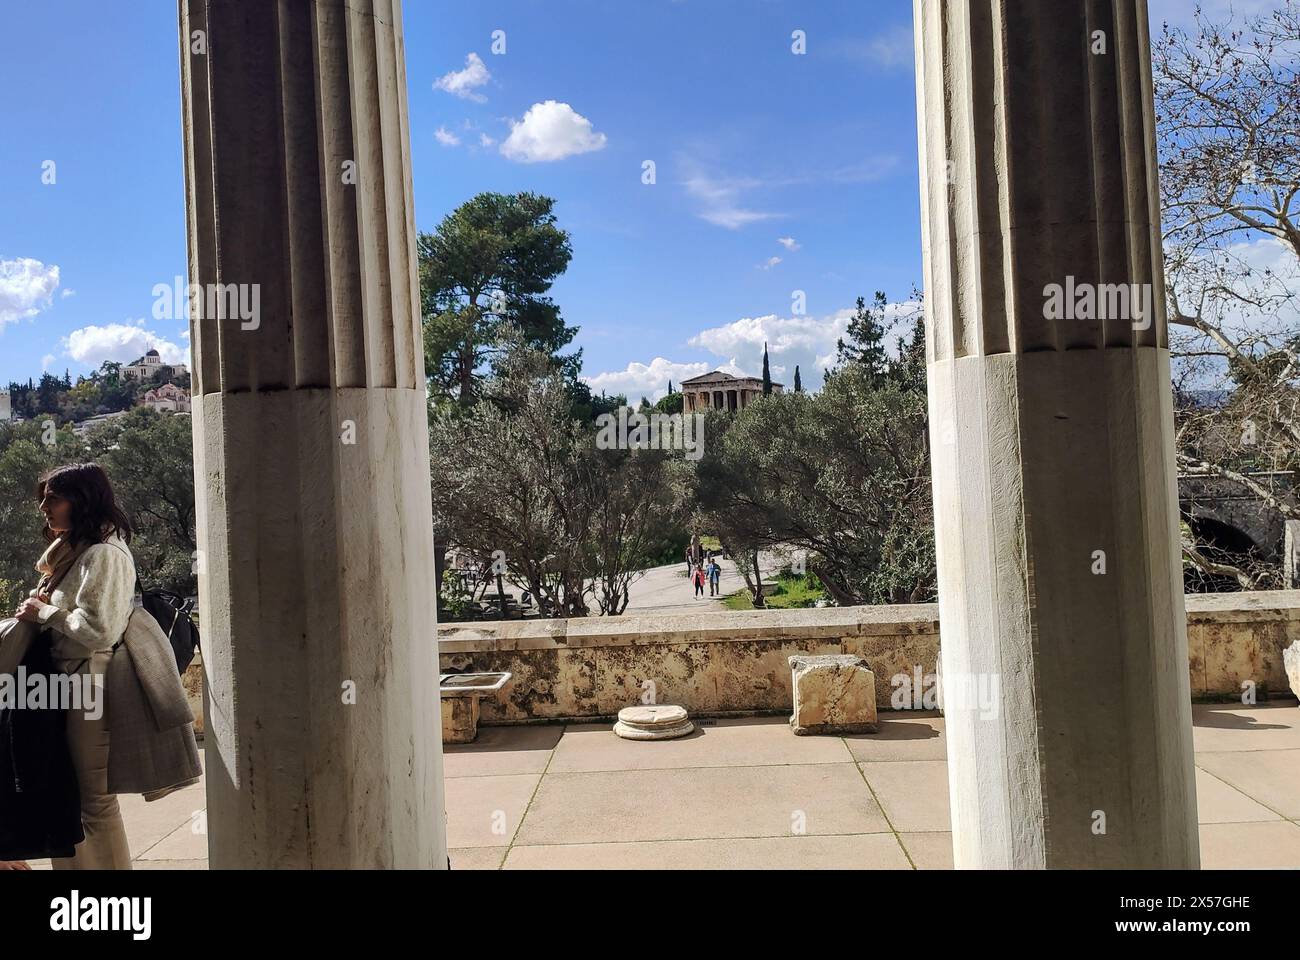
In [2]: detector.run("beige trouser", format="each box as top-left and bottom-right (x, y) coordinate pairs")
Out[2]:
(52, 651), (131, 870)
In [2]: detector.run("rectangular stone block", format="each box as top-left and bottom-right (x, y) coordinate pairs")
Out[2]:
(789, 654), (878, 735)
(442, 695), (480, 744)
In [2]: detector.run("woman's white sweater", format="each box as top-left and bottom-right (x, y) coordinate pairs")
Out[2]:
(31, 534), (137, 660)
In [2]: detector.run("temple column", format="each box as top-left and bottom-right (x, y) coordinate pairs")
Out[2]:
(179, 0), (444, 868)
(914, 0), (1197, 867)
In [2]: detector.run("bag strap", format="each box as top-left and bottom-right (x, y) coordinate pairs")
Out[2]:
(100, 539), (146, 597)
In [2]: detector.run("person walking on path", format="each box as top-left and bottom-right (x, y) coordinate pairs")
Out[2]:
(692, 563), (706, 598)
(707, 558), (721, 597)
(8, 463), (137, 870)
(3, 463), (201, 870)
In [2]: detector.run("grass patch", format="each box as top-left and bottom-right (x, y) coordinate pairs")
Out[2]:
(723, 571), (827, 610)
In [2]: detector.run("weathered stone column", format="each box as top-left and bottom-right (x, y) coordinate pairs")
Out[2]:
(914, 0), (1198, 867)
(179, 0), (445, 868)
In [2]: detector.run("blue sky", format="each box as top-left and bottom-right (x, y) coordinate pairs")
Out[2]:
(0, 0), (1213, 398)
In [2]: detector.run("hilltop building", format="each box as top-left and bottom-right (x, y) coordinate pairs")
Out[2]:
(680, 371), (782, 412)
(122, 348), (189, 382)
(139, 381), (192, 414)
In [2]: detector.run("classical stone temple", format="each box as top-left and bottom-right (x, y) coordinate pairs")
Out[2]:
(179, 0), (1197, 871)
(680, 370), (781, 412)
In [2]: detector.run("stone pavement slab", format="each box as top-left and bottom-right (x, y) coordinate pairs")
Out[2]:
(515, 763), (890, 845)
(444, 773), (541, 848)
(501, 833), (913, 870)
(858, 760), (952, 833)
(443, 723), (562, 778)
(22, 703), (1299, 870)
(548, 716), (852, 773)
(1194, 749), (1300, 819)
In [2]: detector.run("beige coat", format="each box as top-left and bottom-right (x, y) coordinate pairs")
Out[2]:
(0, 607), (201, 801)
(32, 533), (136, 662)
(105, 607), (201, 798)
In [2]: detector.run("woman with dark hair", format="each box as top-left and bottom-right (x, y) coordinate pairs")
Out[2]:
(9, 463), (136, 870)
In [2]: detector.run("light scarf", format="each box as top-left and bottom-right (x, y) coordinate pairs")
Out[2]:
(34, 536), (86, 598)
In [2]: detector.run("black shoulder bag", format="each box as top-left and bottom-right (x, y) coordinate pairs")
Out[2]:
(105, 541), (200, 675)
(139, 588), (200, 675)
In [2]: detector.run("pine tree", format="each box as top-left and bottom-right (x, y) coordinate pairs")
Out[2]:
(794, 366), (802, 393)
(836, 293), (890, 382)
(762, 343), (772, 396)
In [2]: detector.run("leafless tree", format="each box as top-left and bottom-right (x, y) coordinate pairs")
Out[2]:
(1154, 0), (1300, 588)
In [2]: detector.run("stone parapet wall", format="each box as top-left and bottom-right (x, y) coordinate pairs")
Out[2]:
(1184, 591), (1299, 701)
(438, 592), (1300, 724)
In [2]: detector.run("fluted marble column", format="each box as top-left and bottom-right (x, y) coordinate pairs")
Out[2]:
(914, 0), (1198, 867)
(179, 0), (444, 868)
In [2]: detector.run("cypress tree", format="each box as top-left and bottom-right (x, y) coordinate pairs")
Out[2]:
(762, 343), (772, 396)
(794, 366), (802, 393)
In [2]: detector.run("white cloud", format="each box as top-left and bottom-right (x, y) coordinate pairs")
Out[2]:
(435, 126), (461, 147)
(864, 25), (915, 69)
(61, 288), (76, 298)
(688, 300), (921, 391)
(1170, 236), (1300, 353)
(777, 237), (800, 251)
(699, 207), (777, 230)
(590, 300), (923, 400)
(680, 163), (781, 230)
(479, 132), (496, 148)
(0, 257), (61, 328)
(583, 357), (733, 403)
(828, 155), (902, 183)
(500, 101), (607, 163)
(833, 26), (915, 71)
(434, 52), (490, 102)
(41, 354), (56, 371)
(759, 256), (782, 270)
(62, 321), (187, 368)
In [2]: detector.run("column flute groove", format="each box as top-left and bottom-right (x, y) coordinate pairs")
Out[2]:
(179, 0), (444, 869)
(914, 0), (1197, 868)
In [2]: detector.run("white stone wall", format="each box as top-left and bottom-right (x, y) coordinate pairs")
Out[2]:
(438, 592), (1300, 723)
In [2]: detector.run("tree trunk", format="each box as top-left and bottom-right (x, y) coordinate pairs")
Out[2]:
(810, 560), (858, 607)
(458, 345), (473, 406)
(433, 543), (448, 614)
